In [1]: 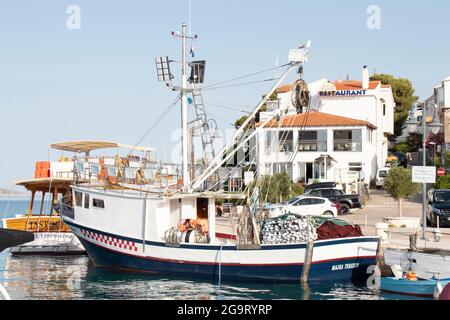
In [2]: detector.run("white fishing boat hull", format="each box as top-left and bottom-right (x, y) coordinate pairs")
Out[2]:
(63, 184), (379, 282)
(384, 248), (450, 280)
(9, 232), (85, 255)
(63, 216), (379, 282)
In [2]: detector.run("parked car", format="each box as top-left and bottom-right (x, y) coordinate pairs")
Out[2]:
(426, 189), (450, 227)
(376, 167), (391, 189)
(267, 195), (338, 218)
(304, 181), (336, 194)
(305, 188), (362, 214)
(388, 151), (408, 168)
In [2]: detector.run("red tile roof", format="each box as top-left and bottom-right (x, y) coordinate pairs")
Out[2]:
(277, 80), (382, 93)
(277, 84), (293, 94)
(332, 80), (381, 90)
(257, 111), (377, 129)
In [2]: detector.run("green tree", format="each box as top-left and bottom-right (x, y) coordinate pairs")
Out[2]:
(406, 132), (423, 152)
(234, 92), (277, 128)
(384, 167), (419, 217)
(393, 143), (412, 154)
(248, 172), (302, 204)
(435, 175), (450, 189)
(370, 74), (418, 137)
(234, 115), (249, 128)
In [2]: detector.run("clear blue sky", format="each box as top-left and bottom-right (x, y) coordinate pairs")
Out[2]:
(1, 0), (450, 189)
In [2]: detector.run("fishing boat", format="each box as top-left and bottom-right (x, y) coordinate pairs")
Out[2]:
(1, 141), (160, 255)
(61, 24), (380, 283)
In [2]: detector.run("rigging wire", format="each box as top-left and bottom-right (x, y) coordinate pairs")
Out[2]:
(203, 78), (280, 91)
(204, 101), (251, 114)
(204, 110), (236, 127)
(229, 76), (313, 208)
(127, 94), (181, 156)
(202, 63), (290, 90)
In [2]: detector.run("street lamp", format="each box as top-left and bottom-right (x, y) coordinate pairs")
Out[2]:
(406, 102), (443, 240)
(405, 110), (419, 134)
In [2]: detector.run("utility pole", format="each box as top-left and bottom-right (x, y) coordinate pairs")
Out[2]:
(421, 102), (427, 240)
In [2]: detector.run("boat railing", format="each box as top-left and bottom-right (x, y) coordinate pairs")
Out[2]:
(71, 157), (182, 189)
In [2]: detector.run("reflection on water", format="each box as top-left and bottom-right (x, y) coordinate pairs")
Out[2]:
(0, 201), (430, 300)
(2, 255), (89, 300)
(0, 253), (390, 300)
(0, 252), (431, 300)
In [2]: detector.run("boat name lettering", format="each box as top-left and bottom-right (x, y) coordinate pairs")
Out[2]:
(331, 262), (360, 271)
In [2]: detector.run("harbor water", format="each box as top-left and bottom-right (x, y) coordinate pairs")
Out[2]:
(0, 199), (426, 300)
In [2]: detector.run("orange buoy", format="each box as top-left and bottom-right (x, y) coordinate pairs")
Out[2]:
(406, 271), (417, 281)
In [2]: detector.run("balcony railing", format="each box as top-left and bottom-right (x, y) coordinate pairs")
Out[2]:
(298, 140), (327, 152)
(333, 139), (362, 152)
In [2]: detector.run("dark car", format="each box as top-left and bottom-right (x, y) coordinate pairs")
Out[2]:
(426, 189), (450, 227)
(304, 182), (336, 194)
(305, 188), (362, 214)
(389, 151), (408, 168)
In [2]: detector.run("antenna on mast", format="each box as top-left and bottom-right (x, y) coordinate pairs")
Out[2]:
(155, 24), (199, 192)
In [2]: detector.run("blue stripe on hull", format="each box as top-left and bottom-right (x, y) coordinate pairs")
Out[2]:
(79, 238), (377, 283)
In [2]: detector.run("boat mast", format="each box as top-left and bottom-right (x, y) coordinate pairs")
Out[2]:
(180, 23), (189, 191)
(170, 23), (195, 191)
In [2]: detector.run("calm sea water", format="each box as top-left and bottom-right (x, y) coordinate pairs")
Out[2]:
(0, 199), (425, 300)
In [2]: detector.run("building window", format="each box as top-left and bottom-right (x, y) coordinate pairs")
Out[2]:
(278, 131), (293, 153)
(74, 191), (82, 207)
(366, 128), (374, 144)
(265, 131), (274, 154)
(383, 104), (386, 116)
(298, 130), (327, 152)
(84, 194), (90, 209)
(333, 129), (362, 152)
(272, 163), (293, 180)
(93, 199), (105, 209)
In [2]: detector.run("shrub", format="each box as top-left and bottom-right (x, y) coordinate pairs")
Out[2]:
(290, 183), (305, 197)
(394, 143), (412, 154)
(435, 175), (450, 189)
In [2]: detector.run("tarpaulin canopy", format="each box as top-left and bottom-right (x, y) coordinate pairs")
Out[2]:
(50, 141), (155, 153)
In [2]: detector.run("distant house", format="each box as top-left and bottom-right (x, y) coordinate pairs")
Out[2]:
(251, 66), (395, 184)
(253, 111), (377, 184)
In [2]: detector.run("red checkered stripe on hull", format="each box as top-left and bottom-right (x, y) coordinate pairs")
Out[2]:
(81, 229), (138, 252)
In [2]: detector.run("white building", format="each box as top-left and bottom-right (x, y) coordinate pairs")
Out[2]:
(253, 66), (395, 184)
(429, 76), (450, 145)
(255, 111), (377, 184)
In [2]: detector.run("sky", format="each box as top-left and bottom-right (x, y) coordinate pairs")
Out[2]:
(0, 0), (450, 189)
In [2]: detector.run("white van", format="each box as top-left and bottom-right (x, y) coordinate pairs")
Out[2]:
(376, 167), (391, 189)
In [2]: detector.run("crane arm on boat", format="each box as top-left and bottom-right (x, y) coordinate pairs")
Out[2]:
(190, 61), (302, 191)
